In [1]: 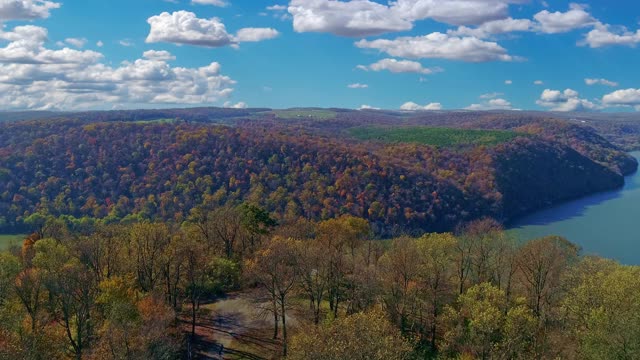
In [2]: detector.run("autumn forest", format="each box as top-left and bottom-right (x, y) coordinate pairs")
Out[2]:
(1, 108), (640, 359)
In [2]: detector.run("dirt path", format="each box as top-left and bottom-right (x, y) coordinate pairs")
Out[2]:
(191, 292), (286, 359)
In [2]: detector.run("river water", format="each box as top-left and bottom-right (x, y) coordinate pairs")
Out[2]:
(509, 151), (640, 265)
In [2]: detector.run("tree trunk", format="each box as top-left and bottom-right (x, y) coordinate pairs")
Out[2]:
(272, 297), (279, 339)
(281, 297), (287, 357)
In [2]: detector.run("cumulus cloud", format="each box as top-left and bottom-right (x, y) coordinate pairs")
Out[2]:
(359, 104), (380, 110)
(534, 80), (543, 85)
(287, 0), (525, 37)
(0, 26), (102, 64)
(0, 0), (60, 21)
(347, 83), (368, 89)
(355, 33), (515, 62)
(224, 101), (248, 108)
(146, 11), (279, 48)
(466, 98), (513, 110)
(235, 27), (280, 42)
(64, 38), (87, 48)
(480, 92), (503, 99)
(533, 3), (596, 34)
(505, 80), (512, 85)
(400, 101), (442, 111)
(0, 24), (236, 110)
(582, 23), (640, 48)
(585, 78), (618, 87)
(449, 18), (534, 39)
(602, 89), (640, 109)
(191, 0), (229, 6)
(143, 50), (176, 61)
(356, 58), (441, 74)
(536, 88), (598, 111)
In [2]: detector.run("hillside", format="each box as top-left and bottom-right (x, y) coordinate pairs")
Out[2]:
(0, 108), (635, 235)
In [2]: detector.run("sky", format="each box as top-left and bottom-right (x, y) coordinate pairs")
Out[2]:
(1, 0), (640, 112)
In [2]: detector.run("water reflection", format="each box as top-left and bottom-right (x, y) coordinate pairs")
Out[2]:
(509, 152), (640, 265)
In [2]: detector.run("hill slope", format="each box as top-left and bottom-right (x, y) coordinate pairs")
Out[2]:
(0, 108), (635, 235)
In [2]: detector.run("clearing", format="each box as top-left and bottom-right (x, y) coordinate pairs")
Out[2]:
(349, 126), (520, 147)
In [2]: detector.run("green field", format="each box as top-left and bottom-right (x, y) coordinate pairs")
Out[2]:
(348, 126), (520, 147)
(0, 234), (24, 250)
(273, 109), (337, 120)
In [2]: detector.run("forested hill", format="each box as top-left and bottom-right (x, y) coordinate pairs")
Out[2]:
(0, 108), (636, 235)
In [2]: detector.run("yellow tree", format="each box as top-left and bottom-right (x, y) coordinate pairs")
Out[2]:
(246, 236), (301, 357)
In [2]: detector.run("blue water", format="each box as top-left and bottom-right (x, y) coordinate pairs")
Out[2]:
(509, 151), (640, 265)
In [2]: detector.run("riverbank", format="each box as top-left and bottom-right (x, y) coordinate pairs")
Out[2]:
(509, 151), (640, 265)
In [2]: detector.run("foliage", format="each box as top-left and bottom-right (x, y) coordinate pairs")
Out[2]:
(288, 309), (413, 360)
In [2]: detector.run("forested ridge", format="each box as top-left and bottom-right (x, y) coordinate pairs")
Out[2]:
(0, 108), (636, 235)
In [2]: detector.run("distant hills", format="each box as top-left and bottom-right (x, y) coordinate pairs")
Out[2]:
(0, 107), (637, 235)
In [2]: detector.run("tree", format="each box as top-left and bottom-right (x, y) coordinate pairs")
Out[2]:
(564, 263), (640, 360)
(288, 310), (413, 360)
(442, 283), (536, 360)
(516, 236), (579, 318)
(33, 239), (97, 360)
(246, 236), (300, 356)
(379, 236), (420, 333)
(416, 233), (456, 350)
(130, 222), (172, 292)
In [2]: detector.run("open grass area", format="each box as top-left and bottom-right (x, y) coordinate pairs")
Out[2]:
(130, 118), (177, 124)
(273, 109), (337, 120)
(349, 126), (520, 147)
(0, 234), (24, 250)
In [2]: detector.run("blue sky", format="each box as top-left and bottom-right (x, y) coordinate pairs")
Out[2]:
(1, 0), (640, 111)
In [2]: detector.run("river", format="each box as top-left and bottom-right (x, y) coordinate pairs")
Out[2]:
(509, 151), (640, 265)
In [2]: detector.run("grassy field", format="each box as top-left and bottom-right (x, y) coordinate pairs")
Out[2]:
(273, 109), (337, 120)
(0, 234), (24, 250)
(348, 126), (520, 147)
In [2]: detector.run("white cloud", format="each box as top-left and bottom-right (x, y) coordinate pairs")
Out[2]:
(480, 92), (503, 99)
(224, 101), (248, 109)
(347, 83), (368, 89)
(602, 89), (640, 109)
(400, 101), (442, 111)
(267, 5), (287, 11)
(96, 41), (104, 47)
(119, 39), (134, 47)
(147, 11), (234, 47)
(356, 58), (441, 74)
(585, 78), (618, 87)
(234, 28), (280, 42)
(536, 88), (598, 111)
(191, 0), (229, 6)
(533, 3), (596, 34)
(534, 80), (543, 85)
(0, 25), (236, 110)
(449, 18), (534, 39)
(466, 98), (513, 110)
(583, 23), (640, 48)
(146, 11), (279, 48)
(355, 32), (515, 62)
(359, 104), (380, 110)
(0, 26), (102, 64)
(505, 79), (512, 85)
(65, 38), (87, 48)
(143, 50), (176, 61)
(0, 0), (60, 21)
(287, 0), (525, 37)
